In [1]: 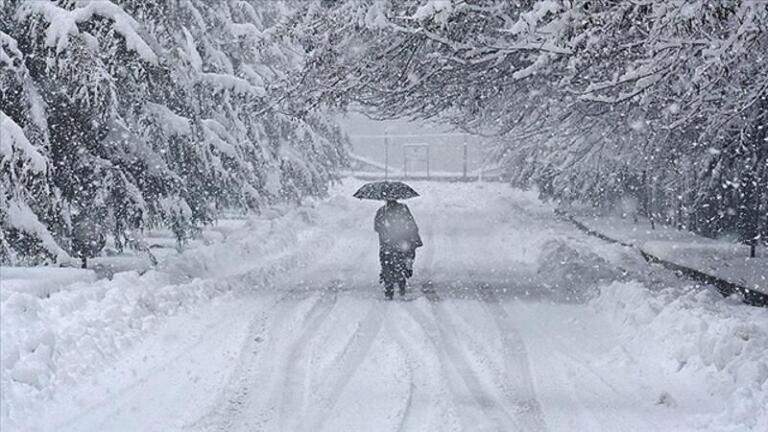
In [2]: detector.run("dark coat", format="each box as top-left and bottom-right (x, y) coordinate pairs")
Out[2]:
(374, 201), (421, 287)
(374, 201), (422, 251)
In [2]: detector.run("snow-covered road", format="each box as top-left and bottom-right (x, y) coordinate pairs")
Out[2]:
(6, 181), (767, 432)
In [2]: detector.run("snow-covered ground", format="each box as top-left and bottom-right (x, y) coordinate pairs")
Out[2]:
(572, 215), (768, 295)
(1, 180), (766, 432)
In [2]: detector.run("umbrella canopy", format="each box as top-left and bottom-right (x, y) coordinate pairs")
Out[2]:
(353, 181), (419, 201)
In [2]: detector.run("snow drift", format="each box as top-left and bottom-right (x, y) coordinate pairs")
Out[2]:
(592, 282), (768, 431)
(0, 201), (329, 430)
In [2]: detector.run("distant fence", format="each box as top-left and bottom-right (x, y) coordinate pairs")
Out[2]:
(345, 152), (507, 182)
(345, 172), (508, 182)
(347, 132), (491, 179)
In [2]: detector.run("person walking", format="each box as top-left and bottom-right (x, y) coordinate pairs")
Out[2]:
(353, 181), (422, 300)
(374, 199), (422, 299)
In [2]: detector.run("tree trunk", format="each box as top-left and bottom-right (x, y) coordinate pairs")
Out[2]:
(749, 97), (767, 258)
(649, 175), (656, 230)
(751, 164), (763, 258)
(641, 170), (655, 229)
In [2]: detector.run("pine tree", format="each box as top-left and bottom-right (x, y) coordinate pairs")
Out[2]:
(1, 0), (349, 264)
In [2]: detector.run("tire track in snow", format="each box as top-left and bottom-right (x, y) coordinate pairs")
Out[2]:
(189, 296), (279, 432)
(391, 354), (417, 432)
(500, 300), (666, 431)
(412, 285), (484, 431)
(402, 300), (526, 431)
(192, 287), (337, 432)
(476, 284), (548, 431)
(389, 304), (460, 432)
(56, 298), (274, 432)
(498, 302), (655, 431)
(273, 287), (340, 432)
(302, 301), (387, 432)
(426, 190), (544, 431)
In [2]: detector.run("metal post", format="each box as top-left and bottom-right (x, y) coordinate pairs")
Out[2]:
(384, 131), (389, 180)
(403, 143), (408, 178)
(462, 135), (468, 179)
(403, 145), (407, 179)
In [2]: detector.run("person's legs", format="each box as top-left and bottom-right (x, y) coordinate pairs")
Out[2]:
(389, 249), (407, 297)
(380, 246), (396, 300)
(385, 283), (394, 300)
(403, 247), (416, 279)
(379, 247), (387, 282)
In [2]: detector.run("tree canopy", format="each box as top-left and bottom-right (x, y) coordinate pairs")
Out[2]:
(291, 0), (767, 246)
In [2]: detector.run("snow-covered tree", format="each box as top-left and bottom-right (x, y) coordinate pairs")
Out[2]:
(1, 29), (68, 264)
(1, 0), (348, 264)
(291, 0), (767, 247)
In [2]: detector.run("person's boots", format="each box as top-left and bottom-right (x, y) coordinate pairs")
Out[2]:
(398, 280), (406, 297)
(384, 284), (394, 300)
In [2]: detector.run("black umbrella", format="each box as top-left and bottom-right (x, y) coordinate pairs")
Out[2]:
(353, 181), (419, 201)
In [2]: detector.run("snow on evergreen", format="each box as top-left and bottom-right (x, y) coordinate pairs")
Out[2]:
(0, 0), (348, 264)
(16, 1), (158, 63)
(0, 112), (46, 174)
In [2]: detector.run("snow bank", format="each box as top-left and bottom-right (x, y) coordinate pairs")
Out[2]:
(592, 281), (768, 431)
(0, 267), (95, 300)
(573, 215), (767, 294)
(0, 202), (327, 430)
(536, 239), (624, 302)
